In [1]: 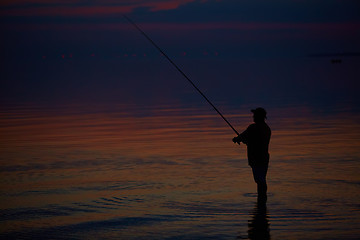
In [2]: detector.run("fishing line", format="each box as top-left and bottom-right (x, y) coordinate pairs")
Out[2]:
(123, 15), (240, 136)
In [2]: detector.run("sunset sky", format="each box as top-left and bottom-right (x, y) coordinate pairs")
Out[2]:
(1, 0), (360, 110)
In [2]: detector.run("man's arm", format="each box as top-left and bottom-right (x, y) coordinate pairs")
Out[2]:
(232, 127), (249, 144)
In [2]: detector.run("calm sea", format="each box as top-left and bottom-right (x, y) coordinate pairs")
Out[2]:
(1, 103), (359, 239)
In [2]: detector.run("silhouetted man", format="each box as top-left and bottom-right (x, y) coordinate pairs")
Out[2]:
(233, 108), (271, 200)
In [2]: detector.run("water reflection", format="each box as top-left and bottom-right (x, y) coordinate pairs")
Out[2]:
(248, 198), (270, 240)
(1, 104), (360, 239)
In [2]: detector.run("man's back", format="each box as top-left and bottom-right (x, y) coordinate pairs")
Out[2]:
(241, 121), (271, 166)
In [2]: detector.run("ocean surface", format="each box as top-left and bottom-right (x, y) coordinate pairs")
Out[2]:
(1, 103), (359, 239)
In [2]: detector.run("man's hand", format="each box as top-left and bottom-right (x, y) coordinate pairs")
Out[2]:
(233, 136), (240, 144)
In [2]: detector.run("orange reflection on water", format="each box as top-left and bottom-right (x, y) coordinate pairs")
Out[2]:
(2, 104), (359, 162)
(0, 105), (243, 161)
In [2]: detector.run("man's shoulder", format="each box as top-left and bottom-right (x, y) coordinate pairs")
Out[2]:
(247, 123), (257, 130)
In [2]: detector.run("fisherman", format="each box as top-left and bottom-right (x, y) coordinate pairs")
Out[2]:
(123, 17), (272, 199)
(233, 108), (271, 200)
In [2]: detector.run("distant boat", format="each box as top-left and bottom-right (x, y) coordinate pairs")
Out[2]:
(308, 52), (360, 64)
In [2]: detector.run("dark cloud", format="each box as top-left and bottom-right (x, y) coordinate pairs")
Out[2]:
(131, 0), (360, 23)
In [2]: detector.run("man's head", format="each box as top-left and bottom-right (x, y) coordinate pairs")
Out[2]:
(251, 107), (267, 123)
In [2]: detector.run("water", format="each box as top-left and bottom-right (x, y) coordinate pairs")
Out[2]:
(1, 103), (359, 239)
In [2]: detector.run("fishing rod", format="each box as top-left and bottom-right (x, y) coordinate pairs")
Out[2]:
(123, 15), (240, 136)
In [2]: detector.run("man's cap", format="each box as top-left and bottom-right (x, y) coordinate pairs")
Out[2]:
(251, 107), (267, 119)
